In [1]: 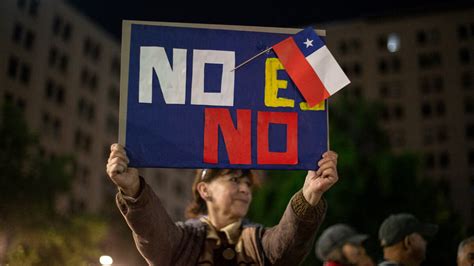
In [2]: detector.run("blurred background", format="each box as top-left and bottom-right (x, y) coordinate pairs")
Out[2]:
(0, 0), (473, 265)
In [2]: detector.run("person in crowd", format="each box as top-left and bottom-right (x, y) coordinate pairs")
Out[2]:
(106, 143), (340, 265)
(315, 223), (375, 266)
(377, 213), (438, 266)
(457, 235), (474, 266)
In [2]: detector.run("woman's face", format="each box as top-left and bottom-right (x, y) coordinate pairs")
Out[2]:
(205, 170), (253, 220)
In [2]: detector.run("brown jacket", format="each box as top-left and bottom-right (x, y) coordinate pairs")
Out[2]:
(116, 178), (327, 266)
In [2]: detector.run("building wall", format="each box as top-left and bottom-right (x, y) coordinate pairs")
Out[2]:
(0, 0), (194, 221)
(323, 7), (474, 226)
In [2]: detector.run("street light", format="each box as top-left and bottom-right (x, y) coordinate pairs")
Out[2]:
(99, 255), (113, 266)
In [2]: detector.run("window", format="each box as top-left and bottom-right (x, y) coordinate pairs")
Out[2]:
(74, 129), (92, 153)
(339, 41), (348, 54)
(59, 55), (68, 73)
(19, 64), (31, 84)
(467, 123), (474, 139)
(377, 35), (387, 50)
(423, 129), (434, 145)
(17, 0), (26, 9)
(394, 105), (404, 119)
(7, 55), (19, 78)
(62, 24), (72, 41)
(24, 30), (35, 50)
(12, 22), (23, 43)
(28, 0), (39, 16)
(465, 97), (474, 114)
(41, 111), (62, 139)
(111, 56), (121, 77)
(421, 102), (432, 118)
(391, 129), (405, 147)
(52, 16), (61, 35)
(462, 72), (473, 90)
(107, 85), (119, 107)
(44, 79), (66, 105)
(386, 33), (400, 53)
(48, 47), (58, 66)
(378, 57), (401, 74)
(459, 47), (472, 65)
(435, 101), (446, 116)
(11, 23), (35, 50)
(83, 37), (101, 61)
(378, 34), (401, 53)
(425, 153), (435, 169)
(48, 46), (69, 74)
(457, 23), (474, 41)
(378, 59), (387, 74)
(458, 24), (469, 40)
(106, 114), (117, 134)
(77, 97), (95, 123)
(437, 126), (448, 143)
(469, 149), (474, 166)
(420, 76), (444, 94)
(439, 152), (450, 169)
(80, 67), (99, 91)
(52, 15), (73, 42)
(16, 98), (26, 111)
(4, 92), (14, 103)
(418, 52), (442, 69)
(416, 29), (440, 46)
(353, 63), (362, 76)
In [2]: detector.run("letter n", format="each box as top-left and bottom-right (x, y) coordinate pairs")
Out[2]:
(203, 108), (251, 164)
(257, 111), (298, 165)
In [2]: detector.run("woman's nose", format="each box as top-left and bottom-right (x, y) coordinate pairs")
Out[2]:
(239, 183), (250, 194)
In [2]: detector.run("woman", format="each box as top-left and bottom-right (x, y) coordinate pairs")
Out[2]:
(106, 143), (339, 265)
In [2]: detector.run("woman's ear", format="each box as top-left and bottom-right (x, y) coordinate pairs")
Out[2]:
(403, 234), (413, 250)
(197, 182), (210, 201)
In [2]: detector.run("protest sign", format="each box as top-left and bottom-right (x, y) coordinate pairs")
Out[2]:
(119, 21), (329, 169)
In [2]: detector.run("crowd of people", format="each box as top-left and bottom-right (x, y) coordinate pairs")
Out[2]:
(316, 215), (474, 266)
(106, 144), (473, 265)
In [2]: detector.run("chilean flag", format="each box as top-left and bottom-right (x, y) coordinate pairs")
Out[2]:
(273, 27), (350, 107)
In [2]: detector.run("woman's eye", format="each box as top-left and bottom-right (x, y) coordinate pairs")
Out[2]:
(230, 177), (239, 183)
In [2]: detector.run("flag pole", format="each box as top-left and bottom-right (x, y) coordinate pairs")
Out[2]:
(231, 47), (272, 72)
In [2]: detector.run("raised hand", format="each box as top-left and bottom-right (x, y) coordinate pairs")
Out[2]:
(302, 151), (339, 206)
(106, 143), (140, 197)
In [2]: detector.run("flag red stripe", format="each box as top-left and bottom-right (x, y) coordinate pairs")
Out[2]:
(273, 37), (330, 107)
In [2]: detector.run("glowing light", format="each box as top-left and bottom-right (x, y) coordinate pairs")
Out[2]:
(99, 255), (113, 266)
(387, 33), (400, 53)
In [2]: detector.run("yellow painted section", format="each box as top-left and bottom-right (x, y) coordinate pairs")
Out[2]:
(264, 58), (294, 108)
(300, 101), (326, 111)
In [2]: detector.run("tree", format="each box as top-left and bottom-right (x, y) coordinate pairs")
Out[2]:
(248, 96), (465, 265)
(0, 103), (107, 265)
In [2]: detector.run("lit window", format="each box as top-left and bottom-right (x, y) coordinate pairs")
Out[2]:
(387, 33), (400, 53)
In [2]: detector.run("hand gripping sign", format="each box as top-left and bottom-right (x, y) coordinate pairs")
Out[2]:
(119, 21), (335, 170)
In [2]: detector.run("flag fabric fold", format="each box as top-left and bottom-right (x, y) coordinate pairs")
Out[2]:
(272, 27), (350, 107)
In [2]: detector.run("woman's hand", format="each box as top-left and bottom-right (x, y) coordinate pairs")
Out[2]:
(302, 151), (339, 206)
(106, 143), (140, 197)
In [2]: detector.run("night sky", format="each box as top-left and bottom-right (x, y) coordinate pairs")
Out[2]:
(67, 0), (473, 39)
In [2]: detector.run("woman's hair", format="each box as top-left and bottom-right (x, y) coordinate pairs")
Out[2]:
(185, 169), (258, 219)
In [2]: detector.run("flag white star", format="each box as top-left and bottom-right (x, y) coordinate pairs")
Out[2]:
(303, 38), (313, 48)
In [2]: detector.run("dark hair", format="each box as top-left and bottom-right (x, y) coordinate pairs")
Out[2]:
(185, 169), (258, 219)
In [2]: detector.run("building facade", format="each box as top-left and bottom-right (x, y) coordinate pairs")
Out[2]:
(323, 7), (474, 226)
(0, 0), (194, 221)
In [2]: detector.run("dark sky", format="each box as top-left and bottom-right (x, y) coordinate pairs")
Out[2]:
(67, 0), (473, 39)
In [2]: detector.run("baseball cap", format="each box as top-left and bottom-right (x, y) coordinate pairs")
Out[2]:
(378, 213), (438, 247)
(315, 224), (369, 261)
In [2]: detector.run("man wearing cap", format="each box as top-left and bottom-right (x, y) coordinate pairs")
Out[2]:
(316, 223), (375, 266)
(457, 236), (474, 266)
(378, 213), (438, 266)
